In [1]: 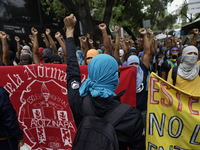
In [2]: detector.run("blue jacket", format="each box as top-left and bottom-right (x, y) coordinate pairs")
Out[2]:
(0, 87), (23, 139)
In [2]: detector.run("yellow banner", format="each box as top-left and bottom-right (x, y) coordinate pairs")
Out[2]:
(146, 72), (200, 150)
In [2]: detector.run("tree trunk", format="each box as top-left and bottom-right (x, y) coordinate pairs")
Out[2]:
(59, 0), (115, 48)
(123, 27), (136, 41)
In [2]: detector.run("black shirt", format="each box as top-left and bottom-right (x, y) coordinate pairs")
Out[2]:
(66, 37), (143, 150)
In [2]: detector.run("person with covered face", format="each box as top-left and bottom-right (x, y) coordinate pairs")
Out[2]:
(49, 53), (62, 64)
(58, 47), (65, 64)
(167, 46), (200, 95)
(161, 46), (179, 80)
(42, 48), (52, 63)
(19, 53), (32, 65)
(76, 49), (83, 65)
(64, 14), (143, 150)
(127, 28), (150, 142)
(38, 47), (44, 64)
(122, 47), (138, 66)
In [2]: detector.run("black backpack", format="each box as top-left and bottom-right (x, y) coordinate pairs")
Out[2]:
(172, 66), (200, 86)
(72, 94), (132, 150)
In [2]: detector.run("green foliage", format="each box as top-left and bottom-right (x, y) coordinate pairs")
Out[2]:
(89, 0), (106, 21)
(173, 0), (200, 28)
(42, 0), (66, 22)
(155, 13), (178, 31)
(42, 0), (178, 35)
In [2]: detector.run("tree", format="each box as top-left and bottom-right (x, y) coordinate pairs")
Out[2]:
(176, 0), (200, 24)
(155, 14), (178, 31)
(42, 0), (176, 42)
(62, 0), (115, 45)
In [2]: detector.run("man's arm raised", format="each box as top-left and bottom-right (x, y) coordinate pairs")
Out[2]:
(114, 26), (120, 62)
(31, 27), (40, 64)
(0, 31), (10, 66)
(55, 31), (67, 64)
(139, 28), (150, 69)
(99, 23), (110, 54)
(15, 36), (21, 60)
(46, 28), (58, 54)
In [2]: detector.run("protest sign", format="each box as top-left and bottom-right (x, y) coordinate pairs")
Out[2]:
(0, 64), (136, 149)
(146, 72), (200, 150)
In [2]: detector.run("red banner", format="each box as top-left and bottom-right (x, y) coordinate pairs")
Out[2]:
(0, 64), (136, 150)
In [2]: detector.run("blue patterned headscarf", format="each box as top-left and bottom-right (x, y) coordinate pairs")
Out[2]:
(79, 54), (119, 98)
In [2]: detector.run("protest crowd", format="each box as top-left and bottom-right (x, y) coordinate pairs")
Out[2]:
(0, 12), (200, 150)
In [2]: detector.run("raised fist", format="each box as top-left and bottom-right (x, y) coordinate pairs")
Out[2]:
(63, 14), (77, 29)
(138, 28), (147, 35)
(81, 36), (87, 43)
(193, 28), (199, 35)
(22, 40), (26, 44)
(31, 27), (38, 35)
(15, 36), (20, 42)
(29, 42), (33, 47)
(6, 34), (10, 41)
(96, 40), (100, 44)
(120, 37), (124, 42)
(86, 33), (90, 39)
(45, 28), (51, 35)
(89, 39), (93, 44)
(55, 32), (61, 39)
(147, 29), (153, 36)
(29, 34), (33, 39)
(130, 39), (134, 43)
(174, 37), (177, 42)
(99, 23), (106, 31)
(0, 31), (7, 39)
(178, 39), (182, 43)
(41, 33), (46, 38)
(115, 26), (120, 33)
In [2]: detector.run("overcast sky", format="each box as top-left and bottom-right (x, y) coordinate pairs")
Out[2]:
(168, 0), (185, 13)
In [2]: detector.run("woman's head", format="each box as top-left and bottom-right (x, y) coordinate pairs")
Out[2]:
(127, 55), (140, 66)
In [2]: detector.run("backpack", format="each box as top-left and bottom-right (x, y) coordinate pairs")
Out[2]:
(172, 66), (200, 86)
(72, 94), (132, 150)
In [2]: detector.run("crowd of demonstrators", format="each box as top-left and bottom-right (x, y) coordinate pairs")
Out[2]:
(0, 12), (200, 149)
